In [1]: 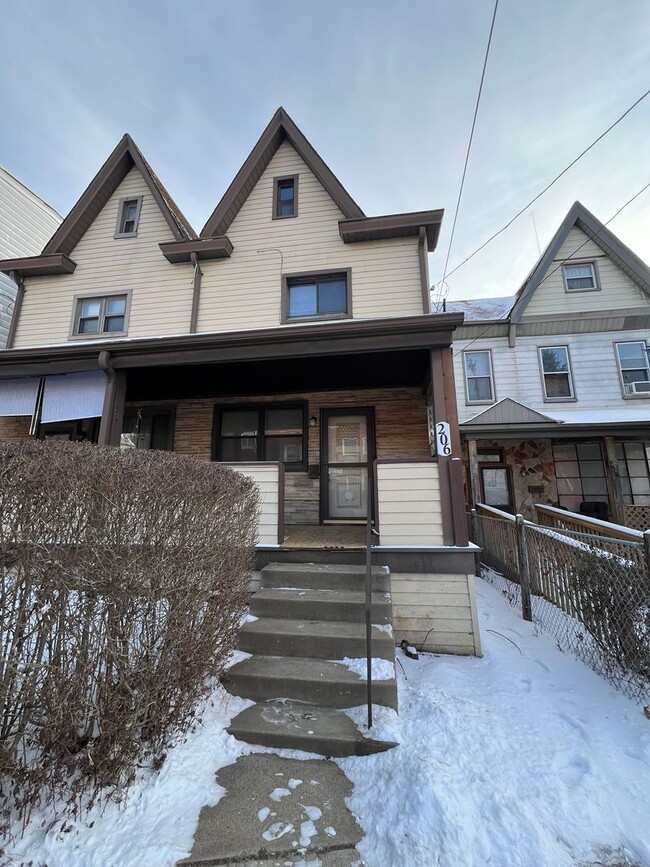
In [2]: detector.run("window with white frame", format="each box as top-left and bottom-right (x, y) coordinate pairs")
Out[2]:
(615, 341), (650, 396)
(539, 346), (574, 399)
(463, 350), (494, 403)
(562, 261), (598, 292)
(73, 294), (128, 336)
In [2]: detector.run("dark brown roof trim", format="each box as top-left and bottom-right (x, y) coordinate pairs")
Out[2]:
(41, 134), (197, 257)
(339, 209), (444, 251)
(159, 237), (233, 264)
(201, 107), (365, 238)
(0, 254), (77, 278)
(0, 312), (464, 378)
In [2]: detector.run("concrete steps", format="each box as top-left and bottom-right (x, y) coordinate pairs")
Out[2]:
(225, 562), (398, 756)
(238, 618), (394, 660)
(227, 699), (397, 757)
(224, 655), (397, 709)
(250, 587), (392, 624)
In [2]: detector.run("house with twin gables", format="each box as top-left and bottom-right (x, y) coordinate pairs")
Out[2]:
(0, 108), (481, 659)
(449, 202), (650, 531)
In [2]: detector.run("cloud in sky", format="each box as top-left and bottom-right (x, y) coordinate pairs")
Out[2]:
(1, 0), (648, 301)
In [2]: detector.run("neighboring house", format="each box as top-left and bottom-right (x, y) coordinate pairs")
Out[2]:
(0, 166), (62, 347)
(0, 108), (480, 657)
(449, 201), (650, 531)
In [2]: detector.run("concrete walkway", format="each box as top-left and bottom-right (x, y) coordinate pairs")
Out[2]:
(177, 753), (364, 866)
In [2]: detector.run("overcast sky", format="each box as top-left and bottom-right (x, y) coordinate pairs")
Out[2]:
(1, 0), (648, 302)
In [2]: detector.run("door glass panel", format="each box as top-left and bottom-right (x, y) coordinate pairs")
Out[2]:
(327, 467), (367, 519)
(481, 468), (511, 508)
(327, 415), (367, 464)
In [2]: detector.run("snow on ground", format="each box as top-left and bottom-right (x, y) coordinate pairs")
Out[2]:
(6, 578), (650, 867)
(333, 656), (396, 680)
(337, 577), (650, 867)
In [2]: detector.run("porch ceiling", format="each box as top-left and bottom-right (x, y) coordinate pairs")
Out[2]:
(126, 348), (430, 401)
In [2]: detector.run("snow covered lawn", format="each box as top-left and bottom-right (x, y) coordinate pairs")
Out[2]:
(5, 577), (650, 867)
(339, 578), (650, 867)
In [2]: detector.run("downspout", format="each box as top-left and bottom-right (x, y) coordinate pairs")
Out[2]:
(189, 253), (203, 334)
(6, 270), (24, 350)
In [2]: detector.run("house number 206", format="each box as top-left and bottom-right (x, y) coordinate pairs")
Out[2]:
(435, 422), (452, 456)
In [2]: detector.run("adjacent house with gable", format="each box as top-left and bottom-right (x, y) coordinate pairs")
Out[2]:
(0, 165), (62, 348)
(0, 108), (481, 671)
(450, 201), (650, 530)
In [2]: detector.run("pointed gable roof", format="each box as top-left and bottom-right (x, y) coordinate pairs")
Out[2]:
(42, 134), (197, 257)
(200, 107), (365, 238)
(509, 201), (650, 323)
(463, 398), (559, 426)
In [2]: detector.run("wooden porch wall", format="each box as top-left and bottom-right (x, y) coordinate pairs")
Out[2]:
(172, 387), (430, 525)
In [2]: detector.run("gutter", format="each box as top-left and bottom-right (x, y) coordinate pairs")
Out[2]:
(189, 252), (203, 334)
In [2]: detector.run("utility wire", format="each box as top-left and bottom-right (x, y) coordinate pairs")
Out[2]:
(452, 181), (650, 358)
(436, 0), (499, 306)
(435, 86), (650, 296)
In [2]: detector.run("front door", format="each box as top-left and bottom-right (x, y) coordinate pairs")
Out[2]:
(321, 408), (375, 521)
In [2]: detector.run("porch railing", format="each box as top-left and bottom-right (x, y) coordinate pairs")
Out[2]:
(219, 462), (285, 546)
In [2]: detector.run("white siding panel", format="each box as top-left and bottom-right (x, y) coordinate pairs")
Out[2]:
(377, 462), (443, 546)
(197, 141), (423, 332)
(12, 169), (193, 348)
(522, 227), (648, 318)
(454, 327), (650, 422)
(220, 462), (281, 547)
(0, 167), (62, 260)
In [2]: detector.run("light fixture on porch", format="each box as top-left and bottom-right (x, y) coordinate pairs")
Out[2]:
(309, 415), (318, 428)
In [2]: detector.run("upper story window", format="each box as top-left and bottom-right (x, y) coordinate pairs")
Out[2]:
(539, 346), (574, 400)
(115, 196), (143, 237)
(615, 341), (650, 397)
(562, 261), (598, 292)
(72, 293), (129, 337)
(463, 350), (494, 403)
(273, 175), (298, 219)
(282, 271), (350, 323)
(213, 404), (306, 470)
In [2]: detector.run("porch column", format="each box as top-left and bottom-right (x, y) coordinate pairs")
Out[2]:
(430, 348), (456, 545)
(603, 436), (624, 525)
(98, 365), (127, 446)
(467, 438), (481, 507)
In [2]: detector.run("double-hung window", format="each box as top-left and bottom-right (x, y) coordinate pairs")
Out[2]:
(115, 197), (142, 237)
(615, 341), (650, 396)
(283, 272), (350, 322)
(562, 261), (598, 292)
(214, 404), (306, 470)
(539, 346), (574, 399)
(273, 176), (298, 218)
(463, 350), (494, 403)
(72, 293), (129, 337)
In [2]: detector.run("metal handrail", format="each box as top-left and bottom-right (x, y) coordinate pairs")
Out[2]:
(365, 467), (378, 729)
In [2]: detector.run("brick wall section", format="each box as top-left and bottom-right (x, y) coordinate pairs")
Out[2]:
(170, 387), (430, 525)
(0, 416), (31, 442)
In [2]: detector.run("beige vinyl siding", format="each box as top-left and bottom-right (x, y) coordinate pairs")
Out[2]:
(392, 572), (482, 655)
(376, 462), (443, 546)
(522, 227), (648, 319)
(12, 169), (193, 348)
(454, 326), (650, 422)
(220, 462), (281, 546)
(197, 141), (423, 332)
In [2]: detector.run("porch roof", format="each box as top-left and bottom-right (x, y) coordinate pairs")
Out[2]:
(0, 313), (463, 380)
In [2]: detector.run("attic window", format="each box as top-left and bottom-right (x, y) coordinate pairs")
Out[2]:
(115, 197), (142, 237)
(562, 261), (598, 292)
(273, 176), (298, 219)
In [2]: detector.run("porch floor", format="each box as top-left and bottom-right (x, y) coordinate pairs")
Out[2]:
(282, 524), (365, 549)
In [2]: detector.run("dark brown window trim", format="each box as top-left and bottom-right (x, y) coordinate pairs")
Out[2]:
(211, 401), (308, 472)
(281, 268), (352, 325)
(114, 196), (143, 239)
(272, 174), (299, 220)
(69, 290), (132, 340)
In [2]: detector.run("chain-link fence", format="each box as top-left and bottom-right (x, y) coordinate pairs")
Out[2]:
(468, 506), (650, 706)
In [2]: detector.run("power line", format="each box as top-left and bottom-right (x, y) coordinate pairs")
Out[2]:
(436, 86), (650, 295)
(436, 0), (499, 306)
(452, 181), (650, 358)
